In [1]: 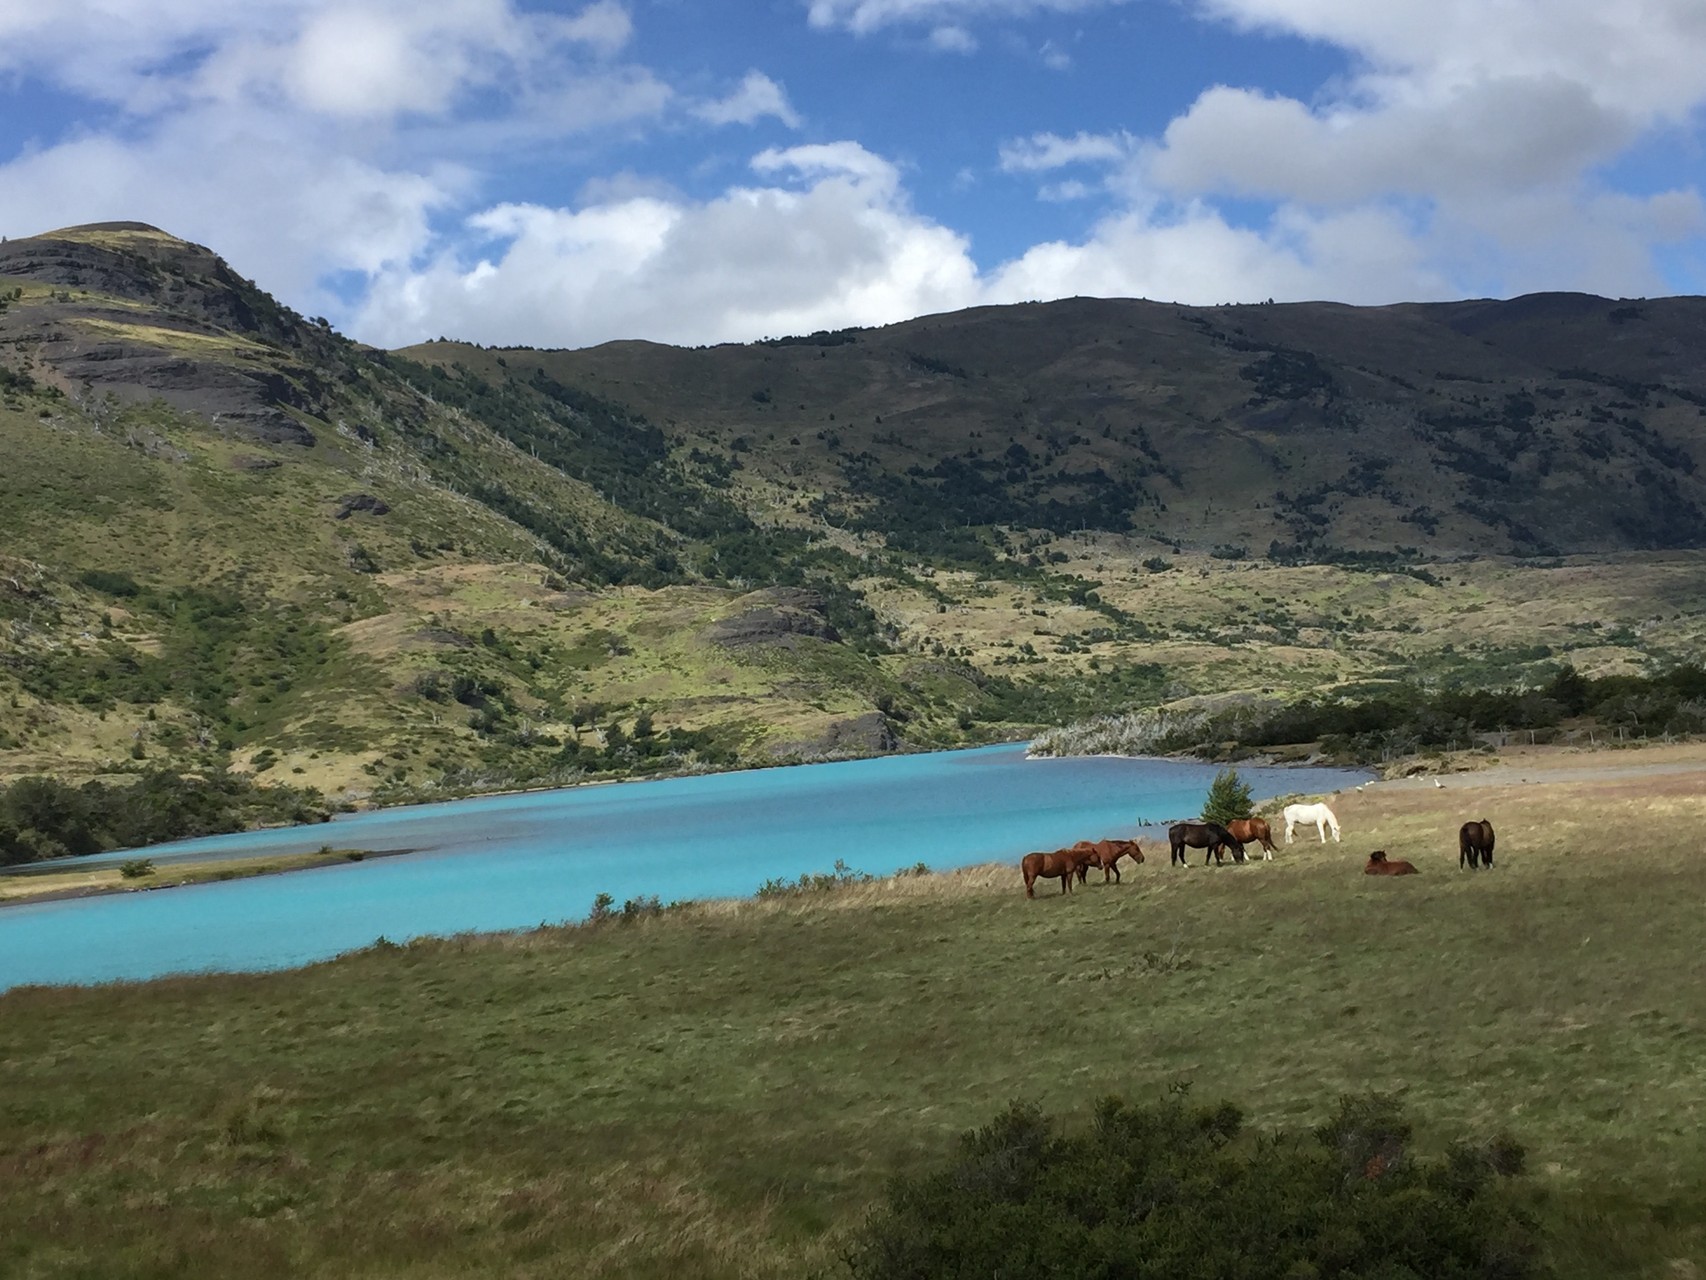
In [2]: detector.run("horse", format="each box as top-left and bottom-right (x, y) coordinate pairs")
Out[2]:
(1225, 818), (1278, 860)
(1022, 847), (1092, 897)
(1365, 850), (1419, 876)
(1169, 821), (1246, 867)
(1283, 802), (1341, 844)
(1071, 839), (1144, 884)
(1459, 820), (1495, 869)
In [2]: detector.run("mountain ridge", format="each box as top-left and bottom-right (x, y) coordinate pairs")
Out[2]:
(4, 220), (1706, 797)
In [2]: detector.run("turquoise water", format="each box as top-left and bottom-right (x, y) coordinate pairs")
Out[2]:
(0, 745), (1370, 990)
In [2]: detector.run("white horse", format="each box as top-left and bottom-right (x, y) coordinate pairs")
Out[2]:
(1283, 802), (1341, 844)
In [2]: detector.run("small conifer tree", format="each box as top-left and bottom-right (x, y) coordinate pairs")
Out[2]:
(1201, 767), (1254, 825)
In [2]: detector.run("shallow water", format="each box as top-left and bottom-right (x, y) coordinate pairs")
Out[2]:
(0, 745), (1370, 990)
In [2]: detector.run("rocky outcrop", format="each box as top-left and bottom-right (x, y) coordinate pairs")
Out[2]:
(334, 493), (390, 519)
(0, 224), (340, 446)
(773, 711), (898, 759)
(706, 587), (841, 650)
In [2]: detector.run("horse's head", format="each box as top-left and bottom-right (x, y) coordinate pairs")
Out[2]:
(1367, 850), (1387, 863)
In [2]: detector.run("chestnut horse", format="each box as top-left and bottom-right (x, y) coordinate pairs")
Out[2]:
(1459, 819), (1496, 869)
(1169, 821), (1246, 866)
(1225, 818), (1277, 860)
(1022, 847), (1092, 897)
(1365, 850), (1419, 876)
(1071, 838), (1145, 884)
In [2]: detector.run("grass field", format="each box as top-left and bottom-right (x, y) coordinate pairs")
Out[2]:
(2, 753), (1705, 1278)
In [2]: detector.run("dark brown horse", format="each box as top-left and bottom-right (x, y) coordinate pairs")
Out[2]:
(1225, 818), (1278, 860)
(1169, 821), (1246, 866)
(1365, 850), (1419, 876)
(1071, 838), (1145, 884)
(1022, 847), (1093, 897)
(1459, 820), (1495, 869)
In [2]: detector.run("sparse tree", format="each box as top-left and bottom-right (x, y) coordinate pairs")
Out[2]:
(1201, 767), (1254, 826)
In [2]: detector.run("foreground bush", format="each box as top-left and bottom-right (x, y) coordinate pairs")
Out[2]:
(843, 1092), (1543, 1280)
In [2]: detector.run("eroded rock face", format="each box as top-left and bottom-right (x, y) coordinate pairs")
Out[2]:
(334, 493), (390, 519)
(773, 711), (899, 760)
(0, 224), (333, 447)
(706, 587), (841, 650)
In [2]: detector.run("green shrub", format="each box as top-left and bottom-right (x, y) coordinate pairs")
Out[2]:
(843, 1092), (1544, 1280)
(758, 859), (873, 898)
(119, 858), (155, 879)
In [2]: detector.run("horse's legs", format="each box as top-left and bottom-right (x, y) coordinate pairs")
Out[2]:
(1284, 821), (1294, 844)
(1025, 869), (1037, 897)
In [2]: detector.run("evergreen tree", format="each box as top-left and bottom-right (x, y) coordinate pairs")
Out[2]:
(1201, 767), (1254, 825)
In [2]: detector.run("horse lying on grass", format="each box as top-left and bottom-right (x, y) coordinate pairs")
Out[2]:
(1021, 847), (1094, 897)
(1071, 839), (1144, 884)
(1365, 850), (1419, 876)
(1169, 822), (1246, 866)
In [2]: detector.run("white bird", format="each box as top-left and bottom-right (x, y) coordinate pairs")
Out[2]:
(1433, 778), (1445, 788)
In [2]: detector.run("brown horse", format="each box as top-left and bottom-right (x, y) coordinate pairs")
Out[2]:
(1365, 850), (1419, 876)
(1169, 821), (1246, 866)
(1459, 820), (1495, 869)
(1022, 847), (1092, 897)
(1071, 838), (1145, 884)
(1225, 818), (1278, 860)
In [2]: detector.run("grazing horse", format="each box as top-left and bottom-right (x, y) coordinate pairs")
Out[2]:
(1022, 847), (1092, 897)
(1225, 818), (1278, 860)
(1169, 822), (1246, 867)
(1071, 839), (1145, 884)
(1365, 850), (1419, 876)
(1283, 802), (1341, 844)
(1459, 820), (1496, 869)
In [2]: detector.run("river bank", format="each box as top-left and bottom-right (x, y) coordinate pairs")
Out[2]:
(0, 845), (392, 907)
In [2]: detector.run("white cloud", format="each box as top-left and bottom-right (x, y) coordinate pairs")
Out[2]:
(804, 0), (1127, 37)
(692, 71), (802, 128)
(0, 106), (458, 308)
(1196, 0), (1706, 120)
(0, 1), (638, 121)
(1037, 179), (1095, 201)
(353, 142), (982, 348)
(4, 0), (1706, 355)
(928, 26), (978, 53)
(999, 129), (1134, 172)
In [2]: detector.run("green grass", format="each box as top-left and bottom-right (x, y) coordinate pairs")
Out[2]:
(2, 775), (1704, 1277)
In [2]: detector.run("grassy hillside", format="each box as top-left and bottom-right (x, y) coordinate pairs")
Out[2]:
(2, 754), (1703, 1277)
(413, 292), (1706, 561)
(5, 221), (1706, 803)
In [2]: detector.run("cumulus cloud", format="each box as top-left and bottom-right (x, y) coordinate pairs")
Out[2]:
(352, 142), (983, 348)
(988, 0), (1706, 312)
(4, 0), (1706, 353)
(0, 105), (459, 309)
(692, 72), (801, 128)
(0, 1), (637, 121)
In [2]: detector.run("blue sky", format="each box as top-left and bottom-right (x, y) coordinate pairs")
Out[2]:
(1, 0), (1703, 349)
